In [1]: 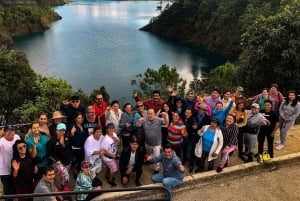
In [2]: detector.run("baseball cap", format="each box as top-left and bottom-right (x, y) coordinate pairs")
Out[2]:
(70, 95), (80, 101)
(81, 160), (91, 168)
(236, 87), (244, 92)
(4, 124), (15, 131)
(130, 136), (139, 144)
(56, 123), (66, 130)
(251, 103), (260, 109)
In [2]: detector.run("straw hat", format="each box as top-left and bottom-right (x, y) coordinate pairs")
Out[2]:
(51, 111), (66, 119)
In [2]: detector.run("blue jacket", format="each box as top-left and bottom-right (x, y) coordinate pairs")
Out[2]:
(212, 101), (233, 127)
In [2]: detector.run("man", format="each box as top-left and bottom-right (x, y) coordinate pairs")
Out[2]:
(60, 95), (85, 131)
(257, 100), (279, 158)
(92, 93), (108, 129)
(146, 144), (185, 192)
(0, 124), (20, 199)
(183, 91), (196, 109)
(119, 137), (144, 186)
(222, 91), (235, 109)
(34, 166), (63, 201)
(244, 103), (270, 162)
(83, 106), (101, 135)
(134, 90), (164, 113)
(136, 108), (168, 174)
(205, 89), (222, 111)
(234, 86), (247, 106)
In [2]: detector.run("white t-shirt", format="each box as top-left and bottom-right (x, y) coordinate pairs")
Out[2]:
(84, 135), (104, 170)
(0, 134), (21, 175)
(101, 133), (118, 162)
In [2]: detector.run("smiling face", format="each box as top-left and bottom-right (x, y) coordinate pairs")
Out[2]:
(164, 148), (173, 159)
(288, 92), (296, 101)
(75, 114), (84, 124)
(38, 114), (48, 126)
(31, 123), (40, 135)
(43, 170), (56, 183)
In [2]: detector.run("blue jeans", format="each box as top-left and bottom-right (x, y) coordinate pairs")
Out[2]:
(152, 173), (183, 192)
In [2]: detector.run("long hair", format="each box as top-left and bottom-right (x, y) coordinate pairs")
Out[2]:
(285, 90), (298, 107)
(12, 139), (29, 160)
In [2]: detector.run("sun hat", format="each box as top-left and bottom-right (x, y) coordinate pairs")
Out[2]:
(51, 111), (66, 119)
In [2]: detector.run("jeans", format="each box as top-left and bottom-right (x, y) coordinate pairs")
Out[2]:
(185, 139), (195, 167)
(145, 143), (161, 171)
(1, 175), (14, 201)
(198, 151), (215, 171)
(152, 173), (183, 192)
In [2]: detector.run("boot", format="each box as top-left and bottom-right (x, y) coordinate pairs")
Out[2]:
(245, 152), (253, 163)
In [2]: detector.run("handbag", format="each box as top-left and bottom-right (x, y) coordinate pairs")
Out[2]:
(194, 137), (202, 158)
(257, 150), (271, 163)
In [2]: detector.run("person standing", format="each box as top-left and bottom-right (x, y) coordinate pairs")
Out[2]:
(205, 89), (222, 111)
(257, 100), (279, 158)
(244, 103), (270, 162)
(136, 108), (168, 174)
(119, 103), (135, 149)
(134, 90), (164, 113)
(61, 95), (85, 131)
(92, 93), (108, 129)
(12, 139), (37, 201)
(216, 114), (238, 173)
(0, 124), (20, 199)
(277, 90), (300, 150)
(83, 106), (101, 136)
(146, 144), (185, 193)
(105, 100), (123, 135)
(101, 123), (120, 186)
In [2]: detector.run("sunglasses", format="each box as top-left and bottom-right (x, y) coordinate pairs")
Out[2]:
(17, 144), (27, 151)
(72, 100), (80, 103)
(96, 98), (103, 101)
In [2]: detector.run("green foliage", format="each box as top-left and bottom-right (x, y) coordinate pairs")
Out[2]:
(236, 0), (300, 95)
(13, 76), (72, 123)
(189, 62), (237, 94)
(144, 0), (283, 54)
(131, 64), (186, 101)
(0, 47), (37, 124)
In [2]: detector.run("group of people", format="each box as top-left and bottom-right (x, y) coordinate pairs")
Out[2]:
(0, 84), (300, 200)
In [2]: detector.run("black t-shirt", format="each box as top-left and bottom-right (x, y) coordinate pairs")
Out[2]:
(259, 110), (279, 134)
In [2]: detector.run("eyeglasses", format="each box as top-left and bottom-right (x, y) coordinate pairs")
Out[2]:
(18, 144), (27, 151)
(137, 105), (144, 108)
(72, 100), (80, 103)
(96, 98), (103, 101)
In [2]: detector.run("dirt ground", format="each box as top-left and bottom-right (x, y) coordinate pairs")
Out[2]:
(173, 163), (300, 201)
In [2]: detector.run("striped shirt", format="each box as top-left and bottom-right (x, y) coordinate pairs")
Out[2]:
(167, 120), (186, 145)
(221, 123), (238, 147)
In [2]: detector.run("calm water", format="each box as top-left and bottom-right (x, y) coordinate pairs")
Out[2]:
(13, 0), (228, 102)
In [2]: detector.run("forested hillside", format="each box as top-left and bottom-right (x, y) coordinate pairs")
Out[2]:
(141, 0), (285, 54)
(0, 0), (65, 46)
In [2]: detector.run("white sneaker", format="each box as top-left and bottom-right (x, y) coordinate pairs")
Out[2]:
(276, 144), (284, 150)
(275, 140), (281, 144)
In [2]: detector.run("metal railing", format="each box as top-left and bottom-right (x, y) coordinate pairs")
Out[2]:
(0, 186), (171, 201)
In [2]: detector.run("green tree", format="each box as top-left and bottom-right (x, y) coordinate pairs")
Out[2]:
(0, 47), (37, 124)
(131, 64), (186, 101)
(237, 0), (300, 95)
(13, 77), (73, 123)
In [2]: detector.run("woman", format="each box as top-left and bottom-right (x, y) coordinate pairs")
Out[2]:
(253, 88), (275, 111)
(195, 118), (223, 172)
(12, 139), (37, 201)
(49, 111), (66, 137)
(167, 112), (187, 160)
(84, 125), (105, 179)
(47, 123), (73, 191)
(277, 90), (300, 150)
(37, 112), (50, 138)
(105, 100), (123, 134)
(74, 160), (102, 201)
(212, 100), (233, 127)
(119, 103), (135, 149)
(194, 94), (211, 116)
(70, 112), (88, 173)
(160, 103), (172, 146)
(269, 84), (284, 114)
(25, 122), (49, 183)
(229, 100), (248, 160)
(133, 102), (147, 146)
(216, 114), (238, 173)
(101, 123), (120, 186)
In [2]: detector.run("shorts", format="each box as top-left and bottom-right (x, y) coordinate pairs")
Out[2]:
(103, 159), (118, 173)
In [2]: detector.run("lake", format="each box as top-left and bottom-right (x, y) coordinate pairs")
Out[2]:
(13, 0), (228, 102)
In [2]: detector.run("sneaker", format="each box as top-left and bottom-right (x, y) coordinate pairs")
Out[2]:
(216, 167), (223, 173)
(276, 144), (284, 150)
(107, 180), (117, 186)
(275, 140), (281, 144)
(135, 180), (142, 186)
